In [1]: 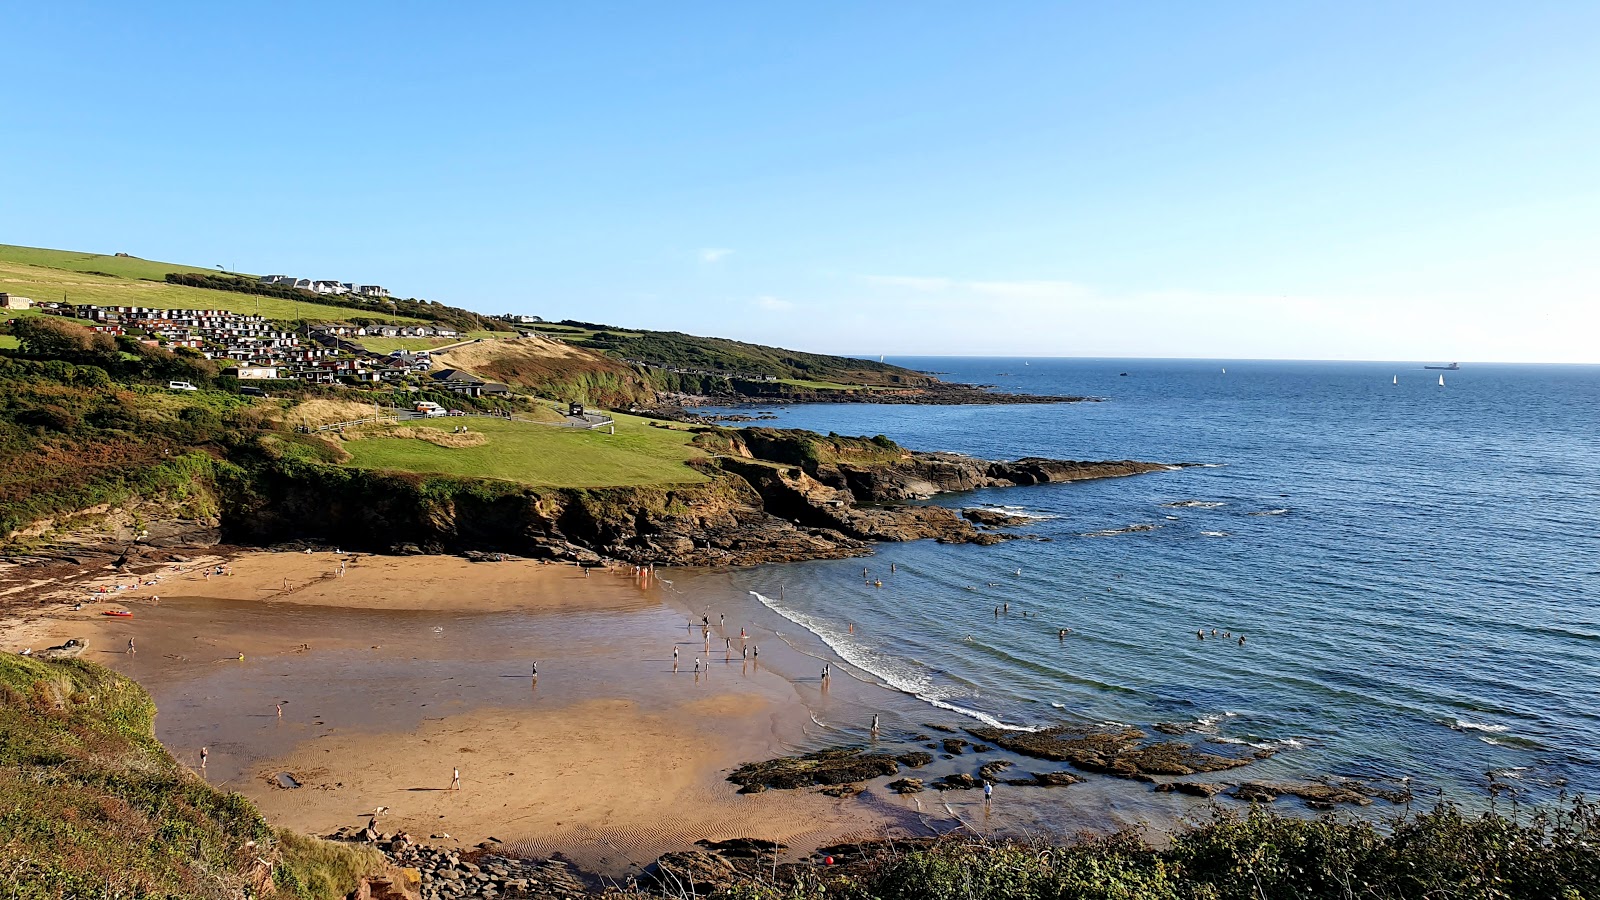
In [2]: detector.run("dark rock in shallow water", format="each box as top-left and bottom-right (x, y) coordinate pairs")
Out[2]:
(887, 778), (925, 794)
(962, 508), (1033, 527)
(1234, 781), (1374, 807)
(895, 751), (933, 768)
(818, 782), (865, 798)
(978, 760), (1013, 782)
(967, 725), (1261, 778)
(1156, 781), (1226, 798)
(728, 748), (899, 790)
(935, 773), (979, 791)
(922, 723), (957, 733)
(942, 738), (969, 755)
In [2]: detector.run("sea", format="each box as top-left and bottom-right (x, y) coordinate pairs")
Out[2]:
(684, 358), (1600, 817)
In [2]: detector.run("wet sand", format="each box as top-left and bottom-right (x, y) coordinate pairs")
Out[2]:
(33, 552), (914, 874)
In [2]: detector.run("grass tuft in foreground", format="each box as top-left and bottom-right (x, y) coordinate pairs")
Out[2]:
(0, 653), (382, 899)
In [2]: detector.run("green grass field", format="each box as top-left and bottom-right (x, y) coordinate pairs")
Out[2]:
(775, 377), (869, 390)
(357, 331), (502, 354)
(340, 413), (708, 487)
(0, 244), (423, 325)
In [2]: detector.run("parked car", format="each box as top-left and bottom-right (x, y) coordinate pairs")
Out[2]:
(447, 410), (466, 417)
(167, 381), (198, 392)
(239, 386), (269, 398)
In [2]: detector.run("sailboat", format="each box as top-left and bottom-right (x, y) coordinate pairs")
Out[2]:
(1392, 375), (1398, 385)
(1221, 367), (1227, 374)
(1438, 374), (1445, 387)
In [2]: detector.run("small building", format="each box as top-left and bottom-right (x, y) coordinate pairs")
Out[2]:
(226, 365), (279, 380)
(0, 293), (33, 310)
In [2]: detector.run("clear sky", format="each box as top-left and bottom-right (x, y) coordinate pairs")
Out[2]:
(5, 3), (1598, 362)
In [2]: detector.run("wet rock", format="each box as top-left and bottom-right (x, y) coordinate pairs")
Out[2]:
(887, 778), (925, 794)
(978, 760), (1013, 782)
(1156, 781), (1226, 798)
(972, 744), (993, 753)
(967, 725), (1261, 779)
(962, 508), (1032, 527)
(922, 723), (957, 733)
(1032, 771), (1082, 787)
(895, 751), (933, 768)
(818, 782), (865, 798)
(648, 850), (737, 895)
(728, 748), (900, 791)
(935, 773), (979, 791)
(736, 782), (767, 794)
(942, 738), (969, 755)
(695, 837), (786, 859)
(1233, 781), (1373, 807)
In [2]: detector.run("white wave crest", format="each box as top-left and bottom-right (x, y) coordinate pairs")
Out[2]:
(747, 591), (1034, 731)
(1453, 719), (1510, 733)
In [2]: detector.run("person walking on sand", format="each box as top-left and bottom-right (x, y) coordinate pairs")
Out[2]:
(276, 702), (283, 718)
(451, 767), (461, 791)
(127, 638), (135, 655)
(200, 746), (208, 768)
(673, 646), (679, 659)
(694, 658), (702, 673)
(740, 628), (747, 639)
(531, 662), (538, 677)
(752, 645), (759, 658)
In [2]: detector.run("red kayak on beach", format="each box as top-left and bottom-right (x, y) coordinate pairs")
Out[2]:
(101, 610), (133, 617)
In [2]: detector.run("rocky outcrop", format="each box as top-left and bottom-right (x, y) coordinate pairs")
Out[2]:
(727, 748), (902, 791)
(208, 429), (1171, 568)
(965, 725), (1268, 779)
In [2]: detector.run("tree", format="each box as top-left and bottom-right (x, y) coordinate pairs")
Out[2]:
(11, 317), (116, 360)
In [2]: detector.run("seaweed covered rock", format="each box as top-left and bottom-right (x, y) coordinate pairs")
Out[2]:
(967, 725), (1261, 778)
(728, 748), (900, 790)
(895, 751), (934, 768)
(1234, 781), (1376, 808)
(887, 778), (925, 794)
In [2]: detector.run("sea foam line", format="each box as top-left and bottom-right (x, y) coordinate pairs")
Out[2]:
(747, 590), (1035, 731)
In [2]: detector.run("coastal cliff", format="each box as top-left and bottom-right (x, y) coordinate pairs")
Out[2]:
(223, 429), (1171, 565)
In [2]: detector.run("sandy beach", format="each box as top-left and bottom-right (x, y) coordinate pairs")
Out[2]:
(6, 550), (913, 875)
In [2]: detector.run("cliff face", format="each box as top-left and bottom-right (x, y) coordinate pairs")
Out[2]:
(5, 428), (1170, 568)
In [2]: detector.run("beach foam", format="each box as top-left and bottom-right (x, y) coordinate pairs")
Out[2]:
(748, 590), (1034, 731)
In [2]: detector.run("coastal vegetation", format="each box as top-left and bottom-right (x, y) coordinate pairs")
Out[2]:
(0, 653), (383, 899)
(751, 802), (1600, 900)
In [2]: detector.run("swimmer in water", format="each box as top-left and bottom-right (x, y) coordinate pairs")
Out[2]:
(1238, 635), (1246, 645)
(1196, 630), (1205, 640)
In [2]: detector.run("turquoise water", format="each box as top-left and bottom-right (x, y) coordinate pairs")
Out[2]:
(690, 358), (1600, 807)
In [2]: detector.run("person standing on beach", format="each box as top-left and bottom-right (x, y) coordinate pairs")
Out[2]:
(752, 645), (759, 658)
(451, 767), (461, 791)
(276, 702), (283, 718)
(200, 747), (208, 768)
(531, 662), (538, 677)
(694, 658), (701, 672)
(871, 714), (880, 733)
(673, 646), (679, 659)
(984, 781), (993, 802)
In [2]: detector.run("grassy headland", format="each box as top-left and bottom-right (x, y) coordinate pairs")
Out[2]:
(0, 653), (383, 898)
(338, 414), (709, 487)
(0, 244), (411, 324)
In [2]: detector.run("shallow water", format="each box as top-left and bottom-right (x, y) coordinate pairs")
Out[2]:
(692, 358), (1600, 807)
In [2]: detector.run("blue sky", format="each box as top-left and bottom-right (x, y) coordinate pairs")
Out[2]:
(5, 3), (1597, 361)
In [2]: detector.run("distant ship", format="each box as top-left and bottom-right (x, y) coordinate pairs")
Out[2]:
(1423, 362), (1460, 370)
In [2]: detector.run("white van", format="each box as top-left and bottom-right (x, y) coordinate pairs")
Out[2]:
(414, 401), (447, 418)
(168, 381), (198, 392)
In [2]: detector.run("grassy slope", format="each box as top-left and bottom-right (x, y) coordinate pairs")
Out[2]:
(339, 413), (708, 487)
(0, 653), (382, 899)
(0, 244), (422, 324)
(356, 332), (501, 354)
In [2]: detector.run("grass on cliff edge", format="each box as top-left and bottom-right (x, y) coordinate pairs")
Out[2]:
(0, 652), (383, 899)
(338, 412), (709, 487)
(0, 244), (421, 324)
